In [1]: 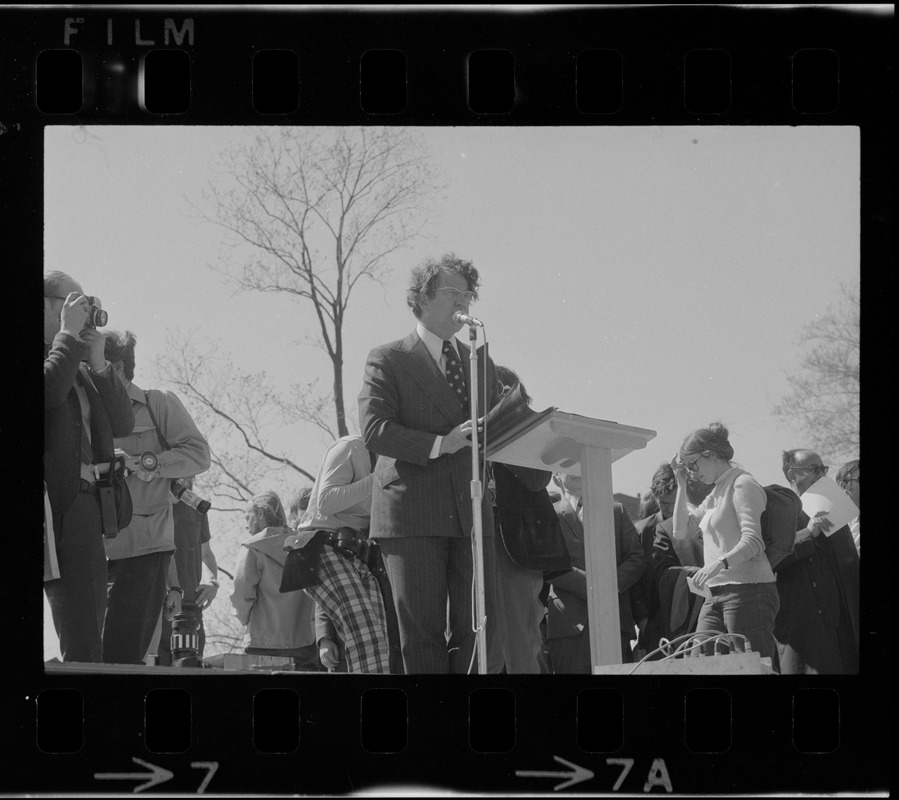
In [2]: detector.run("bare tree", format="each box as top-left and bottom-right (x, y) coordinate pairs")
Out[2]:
(151, 332), (322, 659)
(198, 126), (442, 437)
(773, 281), (860, 461)
(154, 128), (440, 658)
(153, 331), (316, 512)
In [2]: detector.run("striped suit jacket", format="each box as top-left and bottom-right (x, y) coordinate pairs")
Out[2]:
(359, 330), (500, 539)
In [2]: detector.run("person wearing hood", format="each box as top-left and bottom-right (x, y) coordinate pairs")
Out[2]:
(230, 490), (321, 670)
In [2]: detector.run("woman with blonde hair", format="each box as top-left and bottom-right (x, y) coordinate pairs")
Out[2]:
(230, 490), (321, 670)
(671, 423), (780, 668)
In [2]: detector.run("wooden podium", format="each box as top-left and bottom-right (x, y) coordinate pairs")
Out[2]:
(486, 410), (656, 672)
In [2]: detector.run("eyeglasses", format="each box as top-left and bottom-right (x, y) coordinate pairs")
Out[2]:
(838, 475), (860, 487)
(682, 454), (706, 473)
(434, 287), (476, 303)
(788, 465), (829, 475)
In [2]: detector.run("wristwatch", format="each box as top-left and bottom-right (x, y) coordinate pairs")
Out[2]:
(717, 556), (730, 570)
(208, 578), (220, 588)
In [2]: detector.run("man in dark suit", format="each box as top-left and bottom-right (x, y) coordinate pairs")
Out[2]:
(774, 449), (860, 674)
(43, 271), (134, 662)
(545, 472), (646, 672)
(359, 254), (501, 674)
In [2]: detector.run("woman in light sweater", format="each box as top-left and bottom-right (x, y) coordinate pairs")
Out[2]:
(671, 423), (780, 668)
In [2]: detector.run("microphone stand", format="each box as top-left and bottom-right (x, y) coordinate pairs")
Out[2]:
(466, 322), (488, 674)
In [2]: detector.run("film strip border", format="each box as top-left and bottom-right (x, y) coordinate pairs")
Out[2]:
(3, 5), (892, 797)
(18, 678), (871, 795)
(2, 6), (891, 123)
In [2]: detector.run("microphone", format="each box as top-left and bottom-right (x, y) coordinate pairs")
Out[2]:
(452, 311), (484, 327)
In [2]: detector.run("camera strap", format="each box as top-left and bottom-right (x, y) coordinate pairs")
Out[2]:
(143, 391), (172, 451)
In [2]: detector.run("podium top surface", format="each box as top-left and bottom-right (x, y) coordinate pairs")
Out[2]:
(486, 410), (656, 475)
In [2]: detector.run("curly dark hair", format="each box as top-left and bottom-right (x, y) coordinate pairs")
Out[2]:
(103, 330), (138, 381)
(835, 459), (859, 487)
(406, 253), (480, 319)
(650, 463), (677, 498)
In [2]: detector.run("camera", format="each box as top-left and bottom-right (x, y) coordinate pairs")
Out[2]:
(83, 296), (108, 328)
(123, 450), (212, 513)
(171, 478), (212, 515)
(170, 610), (205, 667)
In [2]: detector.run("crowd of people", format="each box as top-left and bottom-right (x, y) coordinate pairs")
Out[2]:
(43, 258), (860, 674)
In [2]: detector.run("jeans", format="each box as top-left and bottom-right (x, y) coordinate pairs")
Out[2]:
(695, 582), (780, 669)
(379, 536), (499, 674)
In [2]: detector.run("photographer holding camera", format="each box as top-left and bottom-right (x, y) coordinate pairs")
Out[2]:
(44, 271), (134, 663)
(101, 331), (211, 665)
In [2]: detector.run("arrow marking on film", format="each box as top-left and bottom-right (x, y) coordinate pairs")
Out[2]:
(516, 755), (594, 791)
(94, 757), (174, 793)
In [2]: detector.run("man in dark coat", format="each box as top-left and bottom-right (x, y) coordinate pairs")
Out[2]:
(545, 472), (646, 671)
(774, 449), (860, 674)
(43, 271), (134, 662)
(359, 254), (501, 674)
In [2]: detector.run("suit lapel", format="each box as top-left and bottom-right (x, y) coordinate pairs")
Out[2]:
(76, 368), (102, 457)
(558, 494), (584, 542)
(395, 332), (466, 424)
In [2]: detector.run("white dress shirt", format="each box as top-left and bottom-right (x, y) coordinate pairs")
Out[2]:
(416, 322), (463, 459)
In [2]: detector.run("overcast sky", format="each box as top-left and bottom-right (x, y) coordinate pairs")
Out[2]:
(43, 125), (858, 656)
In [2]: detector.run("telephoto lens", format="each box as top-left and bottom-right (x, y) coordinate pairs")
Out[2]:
(171, 611), (205, 667)
(171, 479), (212, 514)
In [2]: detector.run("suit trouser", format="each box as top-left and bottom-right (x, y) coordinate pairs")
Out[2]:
(367, 548), (406, 675)
(492, 538), (545, 674)
(103, 551), (172, 664)
(44, 491), (107, 663)
(378, 535), (498, 674)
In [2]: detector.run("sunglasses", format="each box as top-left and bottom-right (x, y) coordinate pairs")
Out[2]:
(788, 465), (829, 475)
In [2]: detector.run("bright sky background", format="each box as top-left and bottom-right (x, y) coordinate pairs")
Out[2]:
(44, 125), (859, 656)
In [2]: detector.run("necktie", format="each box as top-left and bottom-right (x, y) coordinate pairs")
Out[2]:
(75, 372), (94, 465)
(442, 340), (469, 410)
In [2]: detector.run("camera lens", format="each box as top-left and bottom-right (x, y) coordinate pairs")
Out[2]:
(171, 610), (203, 667)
